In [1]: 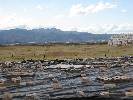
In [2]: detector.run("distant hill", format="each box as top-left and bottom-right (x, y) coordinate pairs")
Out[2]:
(0, 28), (112, 44)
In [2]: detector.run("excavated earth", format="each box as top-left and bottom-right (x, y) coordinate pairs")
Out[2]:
(0, 56), (133, 100)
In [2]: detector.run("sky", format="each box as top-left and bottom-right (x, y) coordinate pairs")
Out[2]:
(0, 0), (133, 34)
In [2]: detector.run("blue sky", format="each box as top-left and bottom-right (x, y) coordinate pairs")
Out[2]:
(0, 0), (133, 33)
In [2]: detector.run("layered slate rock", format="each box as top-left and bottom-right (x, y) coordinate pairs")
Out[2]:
(0, 56), (133, 100)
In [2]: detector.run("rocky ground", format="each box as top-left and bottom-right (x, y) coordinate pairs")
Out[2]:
(0, 56), (133, 100)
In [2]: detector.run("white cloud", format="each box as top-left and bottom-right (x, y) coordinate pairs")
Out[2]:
(49, 24), (133, 34)
(70, 2), (117, 16)
(121, 9), (127, 13)
(0, 14), (33, 29)
(36, 4), (44, 10)
(77, 24), (133, 34)
(23, 8), (27, 12)
(55, 14), (65, 19)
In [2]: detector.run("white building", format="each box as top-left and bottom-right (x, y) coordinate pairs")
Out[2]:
(108, 33), (133, 46)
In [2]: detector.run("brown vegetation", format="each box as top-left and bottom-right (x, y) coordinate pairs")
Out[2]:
(0, 44), (132, 61)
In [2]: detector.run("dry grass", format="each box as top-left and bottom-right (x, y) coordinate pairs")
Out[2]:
(0, 44), (133, 61)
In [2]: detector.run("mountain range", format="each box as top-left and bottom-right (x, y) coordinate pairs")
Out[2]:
(0, 28), (112, 44)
